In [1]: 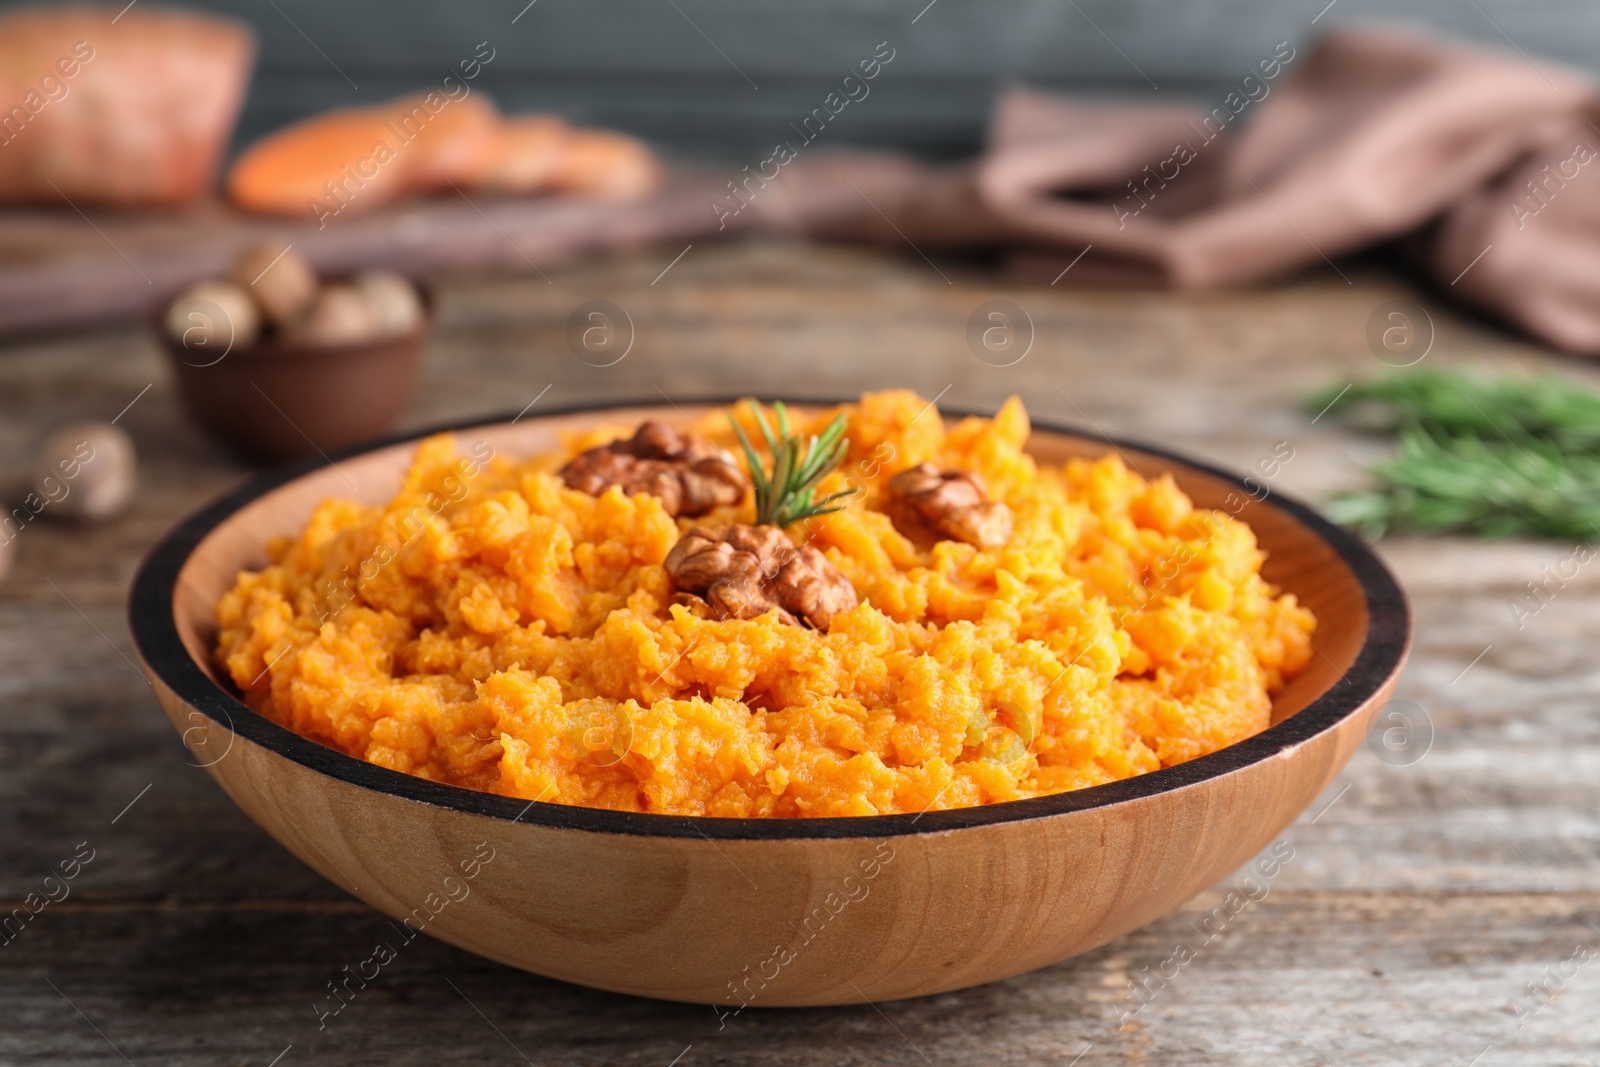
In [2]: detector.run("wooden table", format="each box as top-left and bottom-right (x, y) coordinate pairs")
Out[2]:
(4, 240), (1597, 1065)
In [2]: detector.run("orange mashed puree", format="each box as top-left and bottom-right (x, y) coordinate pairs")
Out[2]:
(215, 392), (1314, 817)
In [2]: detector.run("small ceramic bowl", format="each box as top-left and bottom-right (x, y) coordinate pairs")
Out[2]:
(129, 402), (1409, 1007)
(158, 285), (431, 463)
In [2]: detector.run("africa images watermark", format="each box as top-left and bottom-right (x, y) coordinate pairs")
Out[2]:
(1113, 438), (1296, 611)
(557, 431), (900, 769)
(1508, 938), (1595, 1029)
(1507, 542), (1595, 630)
(1, 841), (96, 949)
(317, 439), (497, 625)
(313, 840), (497, 1030)
(1120, 839), (1296, 1022)
(1509, 140), (1595, 231)
(714, 841), (896, 1027)
(309, 40), (498, 228)
(1113, 40), (1297, 229)
(2, 437), (98, 548)
(708, 40), (897, 230)
(0, 40), (95, 146)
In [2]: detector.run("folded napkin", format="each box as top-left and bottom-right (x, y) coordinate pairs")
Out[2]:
(750, 28), (1600, 353)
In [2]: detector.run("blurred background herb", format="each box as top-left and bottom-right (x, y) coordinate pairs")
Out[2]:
(1307, 370), (1600, 540)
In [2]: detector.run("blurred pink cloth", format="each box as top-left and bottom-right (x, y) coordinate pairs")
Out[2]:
(751, 28), (1600, 353)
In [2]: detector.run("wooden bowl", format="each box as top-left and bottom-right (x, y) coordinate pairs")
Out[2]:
(128, 402), (1409, 1007)
(158, 286), (431, 463)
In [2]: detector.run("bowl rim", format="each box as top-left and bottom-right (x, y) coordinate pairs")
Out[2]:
(129, 396), (1411, 841)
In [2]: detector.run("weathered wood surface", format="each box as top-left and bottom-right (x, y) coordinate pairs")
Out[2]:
(3, 241), (1599, 1064)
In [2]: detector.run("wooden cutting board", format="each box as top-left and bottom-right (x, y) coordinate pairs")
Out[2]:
(0, 172), (731, 337)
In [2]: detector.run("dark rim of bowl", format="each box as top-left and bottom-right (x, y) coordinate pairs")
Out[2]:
(129, 396), (1411, 841)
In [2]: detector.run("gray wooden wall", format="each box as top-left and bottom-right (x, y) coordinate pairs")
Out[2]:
(15, 0), (1599, 158)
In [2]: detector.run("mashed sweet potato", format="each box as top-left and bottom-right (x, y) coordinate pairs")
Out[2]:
(215, 392), (1314, 817)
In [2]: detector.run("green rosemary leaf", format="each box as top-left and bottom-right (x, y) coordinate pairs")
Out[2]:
(734, 401), (859, 527)
(771, 438), (796, 519)
(753, 401), (782, 457)
(793, 417), (845, 490)
(807, 488), (857, 511)
(729, 417), (771, 521)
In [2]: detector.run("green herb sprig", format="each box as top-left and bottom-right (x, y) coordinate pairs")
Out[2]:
(1325, 427), (1600, 539)
(1308, 369), (1600, 451)
(730, 400), (858, 528)
(1309, 369), (1600, 540)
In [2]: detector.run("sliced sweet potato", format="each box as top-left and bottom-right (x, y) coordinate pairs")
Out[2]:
(229, 109), (412, 217)
(229, 93), (661, 217)
(395, 94), (502, 191)
(546, 129), (664, 201)
(471, 115), (572, 195)
(227, 93), (500, 218)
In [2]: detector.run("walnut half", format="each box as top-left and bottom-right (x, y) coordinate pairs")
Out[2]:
(560, 420), (745, 517)
(664, 524), (859, 630)
(884, 463), (1013, 549)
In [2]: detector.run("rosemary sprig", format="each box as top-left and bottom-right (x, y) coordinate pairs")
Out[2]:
(729, 400), (858, 528)
(1308, 370), (1600, 451)
(1325, 427), (1600, 539)
(1310, 370), (1600, 539)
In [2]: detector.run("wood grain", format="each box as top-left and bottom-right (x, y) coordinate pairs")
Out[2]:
(2, 242), (1597, 1060)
